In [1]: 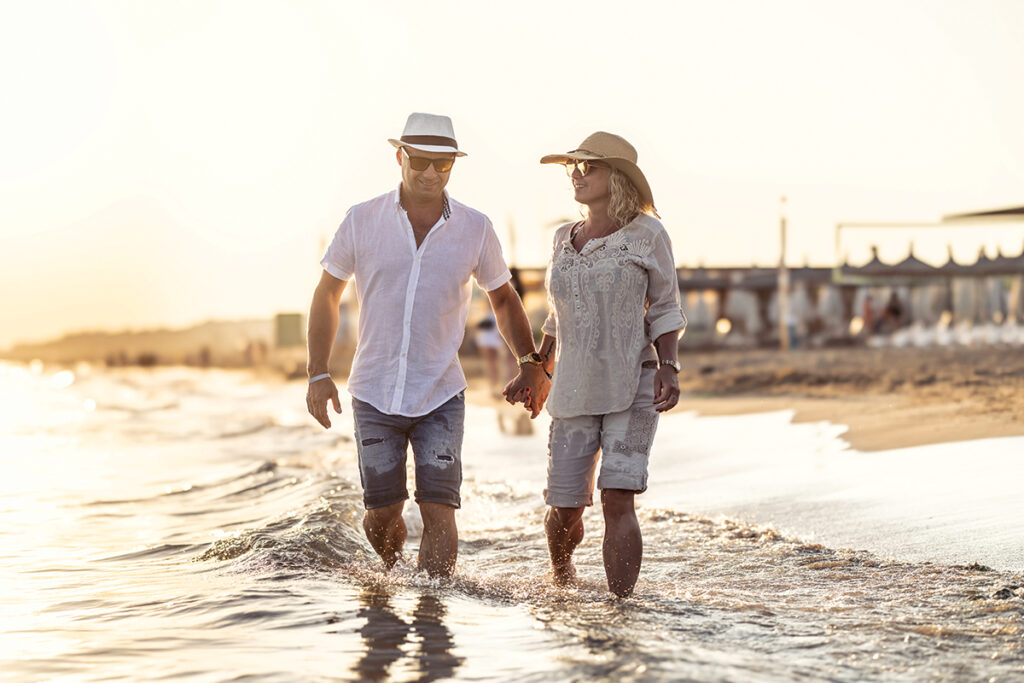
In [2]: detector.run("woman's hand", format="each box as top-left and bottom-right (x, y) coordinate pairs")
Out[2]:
(653, 366), (680, 412)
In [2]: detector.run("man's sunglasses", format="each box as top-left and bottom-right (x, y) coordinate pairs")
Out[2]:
(403, 148), (455, 173)
(564, 160), (605, 177)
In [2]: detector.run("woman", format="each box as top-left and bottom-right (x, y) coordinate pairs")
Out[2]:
(536, 132), (686, 597)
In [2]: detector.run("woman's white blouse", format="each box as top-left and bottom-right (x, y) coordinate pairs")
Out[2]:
(542, 214), (686, 417)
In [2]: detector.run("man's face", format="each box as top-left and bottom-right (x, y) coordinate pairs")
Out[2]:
(397, 147), (456, 202)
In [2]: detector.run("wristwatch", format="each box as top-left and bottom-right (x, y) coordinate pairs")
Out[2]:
(517, 352), (544, 368)
(659, 359), (682, 373)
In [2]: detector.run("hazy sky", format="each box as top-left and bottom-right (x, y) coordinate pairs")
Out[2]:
(2, 0), (1023, 347)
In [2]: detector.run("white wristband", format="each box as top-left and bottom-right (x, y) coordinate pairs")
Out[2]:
(308, 373), (332, 385)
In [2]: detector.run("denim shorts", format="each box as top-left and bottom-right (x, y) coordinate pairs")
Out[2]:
(545, 364), (659, 508)
(351, 392), (465, 509)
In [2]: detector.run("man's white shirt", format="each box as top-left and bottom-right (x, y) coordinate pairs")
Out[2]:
(321, 187), (511, 417)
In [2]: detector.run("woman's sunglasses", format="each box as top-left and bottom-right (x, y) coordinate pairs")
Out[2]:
(564, 160), (605, 177)
(403, 148), (455, 173)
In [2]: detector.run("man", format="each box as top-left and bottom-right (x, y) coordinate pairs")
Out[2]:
(305, 112), (549, 577)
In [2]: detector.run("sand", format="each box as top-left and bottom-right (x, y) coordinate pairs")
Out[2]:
(677, 346), (1024, 451)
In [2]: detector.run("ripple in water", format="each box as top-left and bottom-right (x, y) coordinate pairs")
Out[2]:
(2, 365), (1021, 681)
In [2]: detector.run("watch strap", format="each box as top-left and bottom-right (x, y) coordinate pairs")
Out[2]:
(517, 352), (544, 367)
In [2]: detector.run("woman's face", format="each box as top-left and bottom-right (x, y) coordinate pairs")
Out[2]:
(568, 161), (611, 206)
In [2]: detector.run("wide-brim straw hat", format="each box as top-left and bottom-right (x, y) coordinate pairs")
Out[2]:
(388, 112), (467, 157)
(540, 131), (654, 209)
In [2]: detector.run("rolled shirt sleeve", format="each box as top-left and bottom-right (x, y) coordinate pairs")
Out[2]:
(320, 209), (356, 282)
(473, 218), (512, 292)
(645, 229), (687, 341)
(541, 308), (557, 338)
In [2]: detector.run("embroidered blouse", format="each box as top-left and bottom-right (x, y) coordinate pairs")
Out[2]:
(541, 214), (686, 417)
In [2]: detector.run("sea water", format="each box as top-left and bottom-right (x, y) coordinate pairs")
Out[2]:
(1, 363), (1021, 681)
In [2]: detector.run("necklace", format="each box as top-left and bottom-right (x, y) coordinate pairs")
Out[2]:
(571, 219), (620, 250)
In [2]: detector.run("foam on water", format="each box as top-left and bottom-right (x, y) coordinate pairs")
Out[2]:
(1, 363), (1021, 681)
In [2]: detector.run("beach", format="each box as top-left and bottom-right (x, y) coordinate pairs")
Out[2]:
(2, 360), (1022, 681)
(675, 345), (1024, 451)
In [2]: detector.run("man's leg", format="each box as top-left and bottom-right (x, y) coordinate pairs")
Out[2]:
(417, 501), (458, 577)
(352, 397), (412, 570)
(409, 392), (465, 578)
(545, 506), (585, 585)
(363, 501), (407, 570)
(601, 489), (642, 597)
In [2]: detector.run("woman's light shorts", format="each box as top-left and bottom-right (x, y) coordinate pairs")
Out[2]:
(545, 363), (659, 508)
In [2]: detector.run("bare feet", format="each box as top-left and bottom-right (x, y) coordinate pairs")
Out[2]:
(545, 506), (585, 588)
(382, 551), (403, 571)
(552, 561), (577, 587)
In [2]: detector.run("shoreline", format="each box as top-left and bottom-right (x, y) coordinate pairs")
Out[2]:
(676, 346), (1024, 451)
(681, 394), (1024, 451)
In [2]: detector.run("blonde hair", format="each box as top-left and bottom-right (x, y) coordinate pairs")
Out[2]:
(607, 168), (657, 226)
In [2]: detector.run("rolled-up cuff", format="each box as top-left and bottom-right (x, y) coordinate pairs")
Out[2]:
(597, 472), (649, 494)
(541, 314), (557, 338)
(480, 270), (512, 293)
(649, 310), (687, 341)
(320, 260), (353, 282)
(544, 487), (592, 508)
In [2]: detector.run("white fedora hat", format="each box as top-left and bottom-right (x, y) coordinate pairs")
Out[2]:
(388, 112), (467, 157)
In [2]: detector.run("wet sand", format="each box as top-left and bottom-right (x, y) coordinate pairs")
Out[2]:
(676, 346), (1024, 451)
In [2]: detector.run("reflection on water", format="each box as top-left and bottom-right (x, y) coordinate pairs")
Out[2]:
(2, 363), (1023, 681)
(353, 588), (462, 681)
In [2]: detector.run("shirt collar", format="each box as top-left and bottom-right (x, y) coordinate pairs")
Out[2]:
(393, 184), (452, 220)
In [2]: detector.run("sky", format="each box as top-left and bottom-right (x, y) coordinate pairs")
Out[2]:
(1, 0), (1023, 348)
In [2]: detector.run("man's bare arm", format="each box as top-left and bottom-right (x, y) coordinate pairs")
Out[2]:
(306, 270), (348, 428)
(486, 281), (550, 417)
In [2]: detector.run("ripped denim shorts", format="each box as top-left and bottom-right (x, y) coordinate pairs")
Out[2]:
(351, 392), (465, 509)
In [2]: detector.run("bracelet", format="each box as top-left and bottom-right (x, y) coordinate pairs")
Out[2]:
(308, 373), (332, 385)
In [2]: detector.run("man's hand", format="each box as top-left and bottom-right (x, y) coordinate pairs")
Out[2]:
(307, 378), (342, 428)
(502, 365), (551, 418)
(653, 366), (680, 413)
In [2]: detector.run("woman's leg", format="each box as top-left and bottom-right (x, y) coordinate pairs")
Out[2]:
(545, 506), (585, 584)
(545, 415), (602, 586)
(601, 489), (642, 597)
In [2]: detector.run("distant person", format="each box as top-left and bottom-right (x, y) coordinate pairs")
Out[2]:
(478, 267), (527, 396)
(474, 311), (505, 396)
(862, 293), (875, 335)
(516, 132), (687, 597)
(305, 113), (550, 578)
(883, 291), (905, 331)
(508, 266), (525, 300)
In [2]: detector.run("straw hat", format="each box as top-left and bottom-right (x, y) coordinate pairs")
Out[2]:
(388, 112), (467, 157)
(540, 131), (654, 209)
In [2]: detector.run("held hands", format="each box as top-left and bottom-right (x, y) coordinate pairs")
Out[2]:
(653, 366), (681, 412)
(502, 364), (551, 418)
(306, 377), (342, 429)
